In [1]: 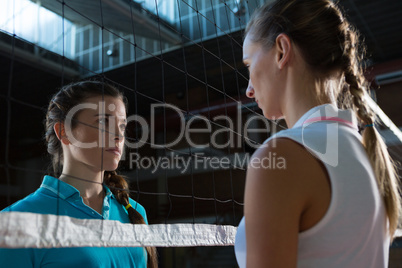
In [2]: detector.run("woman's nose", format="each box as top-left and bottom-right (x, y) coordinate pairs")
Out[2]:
(114, 129), (124, 143)
(246, 81), (254, 98)
(113, 124), (125, 143)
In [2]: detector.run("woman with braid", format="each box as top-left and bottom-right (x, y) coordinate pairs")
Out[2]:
(0, 81), (157, 267)
(235, 0), (400, 267)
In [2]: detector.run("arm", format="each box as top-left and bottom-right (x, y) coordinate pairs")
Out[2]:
(244, 138), (330, 268)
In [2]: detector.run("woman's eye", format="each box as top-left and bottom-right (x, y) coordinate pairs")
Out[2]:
(98, 118), (108, 125)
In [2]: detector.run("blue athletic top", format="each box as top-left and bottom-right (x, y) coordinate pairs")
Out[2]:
(0, 175), (148, 268)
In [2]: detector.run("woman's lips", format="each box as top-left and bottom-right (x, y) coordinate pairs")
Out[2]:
(106, 148), (121, 156)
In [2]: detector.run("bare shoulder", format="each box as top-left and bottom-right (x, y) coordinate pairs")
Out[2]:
(246, 137), (330, 211)
(244, 137), (331, 267)
(248, 137), (326, 182)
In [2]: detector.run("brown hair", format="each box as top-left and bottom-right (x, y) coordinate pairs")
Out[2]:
(45, 80), (158, 267)
(246, 0), (400, 237)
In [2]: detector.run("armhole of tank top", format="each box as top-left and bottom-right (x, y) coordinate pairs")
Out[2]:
(273, 133), (338, 239)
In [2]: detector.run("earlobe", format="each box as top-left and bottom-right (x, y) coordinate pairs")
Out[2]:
(276, 33), (292, 69)
(54, 122), (70, 145)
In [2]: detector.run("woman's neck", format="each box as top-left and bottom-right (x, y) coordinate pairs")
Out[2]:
(283, 95), (325, 128)
(59, 169), (105, 215)
(59, 165), (104, 199)
(281, 61), (334, 128)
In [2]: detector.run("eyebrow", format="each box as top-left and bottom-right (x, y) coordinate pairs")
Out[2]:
(94, 114), (127, 123)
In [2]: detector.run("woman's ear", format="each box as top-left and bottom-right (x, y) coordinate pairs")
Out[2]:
(54, 122), (70, 145)
(275, 33), (292, 69)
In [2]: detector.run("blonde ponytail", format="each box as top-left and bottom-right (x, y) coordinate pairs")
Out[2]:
(342, 30), (401, 237)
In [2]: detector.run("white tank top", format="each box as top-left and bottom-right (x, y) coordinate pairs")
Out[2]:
(235, 104), (390, 268)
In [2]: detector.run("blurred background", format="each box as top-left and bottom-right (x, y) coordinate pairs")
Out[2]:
(0, 0), (401, 267)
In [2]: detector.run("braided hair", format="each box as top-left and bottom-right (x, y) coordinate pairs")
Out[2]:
(104, 171), (158, 267)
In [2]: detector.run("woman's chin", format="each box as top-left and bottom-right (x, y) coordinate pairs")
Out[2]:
(104, 163), (119, 172)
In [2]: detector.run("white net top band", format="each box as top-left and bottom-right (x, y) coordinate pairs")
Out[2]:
(0, 212), (237, 248)
(2, 212), (400, 249)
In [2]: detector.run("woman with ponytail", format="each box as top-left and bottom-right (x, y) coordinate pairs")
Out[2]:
(235, 0), (400, 267)
(0, 80), (157, 267)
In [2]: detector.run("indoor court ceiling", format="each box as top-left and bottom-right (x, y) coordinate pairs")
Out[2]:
(0, 0), (401, 162)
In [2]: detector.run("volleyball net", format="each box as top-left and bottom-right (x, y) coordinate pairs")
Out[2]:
(0, 0), (401, 263)
(0, 0), (271, 256)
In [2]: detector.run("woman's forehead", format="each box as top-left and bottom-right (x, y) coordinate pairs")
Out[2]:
(78, 95), (126, 117)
